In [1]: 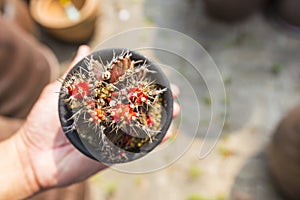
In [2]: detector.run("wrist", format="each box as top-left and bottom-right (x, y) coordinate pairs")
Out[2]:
(0, 130), (40, 199)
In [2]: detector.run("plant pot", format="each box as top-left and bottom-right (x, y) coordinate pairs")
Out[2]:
(29, 0), (99, 43)
(58, 48), (173, 164)
(203, 0), (267, 22)
(267, 104), (300, 200)
(1, 0), (37, 35)
(273, 0), (300, 27)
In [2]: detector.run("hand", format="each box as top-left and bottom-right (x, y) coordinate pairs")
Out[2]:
(14, 45), (180, 194)
(17, 46), (107, 192)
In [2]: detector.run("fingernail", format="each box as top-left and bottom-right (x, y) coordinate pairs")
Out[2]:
(77, 45), (91, 57)
(173, 102), (180, 118)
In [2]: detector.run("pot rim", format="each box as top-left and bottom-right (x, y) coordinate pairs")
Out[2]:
(30, 0), (99, 29)
(58, 48), (173, 163)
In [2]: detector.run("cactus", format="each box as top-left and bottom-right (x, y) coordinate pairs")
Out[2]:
(59, 49), (173, 164)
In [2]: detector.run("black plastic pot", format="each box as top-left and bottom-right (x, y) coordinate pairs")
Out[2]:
(203, 0), (268, 22)
(58, 48), (173, 164)
(267, 104), (300, 200)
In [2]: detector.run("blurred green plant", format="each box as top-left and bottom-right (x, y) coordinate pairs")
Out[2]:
(220, 132), (230, 141)
(202, 96), (211, 106)
(270, 63), (283, 75)
(217, 144), (235, 158)
(143, 17), (154, 26)
(187, 194), (209, 200)
(226, 32), (255, 47)
(188, 166), (203, 181)
(223, 76), (233, 86)
(138, 32), (149, 42)
(187, 193), (225, 200)
(168, 130), (178, 142)
(134, 175), (143, 187)
(104, 182), (117, 198)
(89, 173), (102, 185)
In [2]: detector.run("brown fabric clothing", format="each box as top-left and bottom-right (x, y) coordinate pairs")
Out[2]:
(0, 17), (58, 118)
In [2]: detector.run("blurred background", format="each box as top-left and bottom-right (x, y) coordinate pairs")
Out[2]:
(1, 0), (300, 199)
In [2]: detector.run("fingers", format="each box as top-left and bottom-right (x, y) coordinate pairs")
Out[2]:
(162, 102), (180, 142)
(67, 45), (91, 72)
(170, 84), (180, 118)
(161, 84), (180, 143)
(173, 102), (180, 118)
(60, 45), (91, 80)
(46, 45), (91, 93)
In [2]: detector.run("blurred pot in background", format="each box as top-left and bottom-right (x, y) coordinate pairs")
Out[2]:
(203, 0), (268, 22)
(30, 0), (100, 43)
(0, 0), (37, 35)
(267, 104), (300, 200)
(273, 0), (300, 27)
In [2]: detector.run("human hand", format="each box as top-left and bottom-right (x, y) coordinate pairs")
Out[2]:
(14, 45), (180, 195)
(16, 46), (107, 193)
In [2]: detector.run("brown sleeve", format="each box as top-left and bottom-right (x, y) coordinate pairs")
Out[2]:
(0, 17), (58, 118)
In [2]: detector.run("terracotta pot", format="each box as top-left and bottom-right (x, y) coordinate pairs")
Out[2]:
(274, 0), (300, 27)
(203, 0), (267, 22)
(29, 0), (99, 43)
(268, 104), (300, 200)
(59, 49), (173, 164)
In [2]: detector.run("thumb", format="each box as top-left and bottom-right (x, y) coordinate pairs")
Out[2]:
(48, 45), (91, 90)
(68, 45), (91, 71)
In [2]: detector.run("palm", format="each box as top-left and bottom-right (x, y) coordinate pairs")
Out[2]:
(21, 81), (106, 189)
